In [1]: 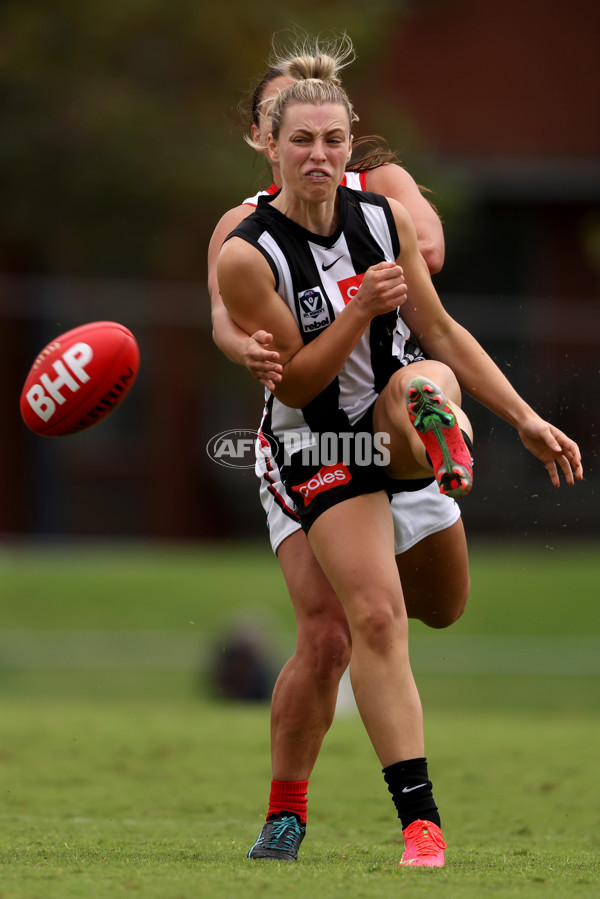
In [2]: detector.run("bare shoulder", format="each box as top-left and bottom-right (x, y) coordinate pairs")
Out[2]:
(217, 203), (254, 231)
(209, 204), (253, 250)
(218, 234), (261, 276)
(385, 195), (418, 231)
(365, 163), (420, 197)
(208, 205), (255, 297)
(217, 237), (275, 305)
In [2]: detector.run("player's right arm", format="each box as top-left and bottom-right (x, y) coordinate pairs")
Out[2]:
(208, 205), (283, 389)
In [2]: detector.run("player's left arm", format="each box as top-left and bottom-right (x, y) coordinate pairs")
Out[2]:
(208, 206), (283, 389)
(389, 198), (583, 486)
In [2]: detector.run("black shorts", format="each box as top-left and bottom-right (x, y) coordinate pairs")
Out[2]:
(281, 405), (432, 534)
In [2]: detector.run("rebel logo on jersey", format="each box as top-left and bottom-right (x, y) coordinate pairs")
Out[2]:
(298, 287), (330, 333)
(290, 463), (352, 506)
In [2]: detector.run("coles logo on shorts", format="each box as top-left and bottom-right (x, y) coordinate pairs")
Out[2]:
(337, 273), (365, 305)
(291, 463), (352, 507)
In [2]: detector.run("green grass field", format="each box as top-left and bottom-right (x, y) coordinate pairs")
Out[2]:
(1, 541), (599, 897)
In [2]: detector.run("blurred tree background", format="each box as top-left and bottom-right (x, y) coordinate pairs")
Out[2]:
(1, 0), (425, 280)
(1, 0), (598, 541)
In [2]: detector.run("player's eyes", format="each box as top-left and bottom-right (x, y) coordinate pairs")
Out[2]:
(290, 135), (344, 145)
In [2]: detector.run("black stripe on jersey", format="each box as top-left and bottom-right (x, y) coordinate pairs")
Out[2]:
(370, 310), (404, 394)
(341, 189), (400, 271)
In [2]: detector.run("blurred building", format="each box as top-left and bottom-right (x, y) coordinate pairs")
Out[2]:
(383, 0), (600, 537)
(1, 0), (598, 541)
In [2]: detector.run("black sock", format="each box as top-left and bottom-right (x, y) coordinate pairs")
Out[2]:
(461, 429), (475, 464)
(382, 757), (440, 830)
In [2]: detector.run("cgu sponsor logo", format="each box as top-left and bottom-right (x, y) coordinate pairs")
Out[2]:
(25, 342), (94, 422)
(291, 463), (352, 507)
(337, 272), (365, 305)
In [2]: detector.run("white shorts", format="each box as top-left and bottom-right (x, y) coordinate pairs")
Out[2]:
(259, 468), (460, 556)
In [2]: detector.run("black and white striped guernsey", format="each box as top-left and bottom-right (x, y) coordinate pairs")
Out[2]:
(226, 185), (424, 448)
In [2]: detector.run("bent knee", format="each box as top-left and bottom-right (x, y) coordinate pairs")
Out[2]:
(417, 584), (470, 629)
(389, 359), (458, 396)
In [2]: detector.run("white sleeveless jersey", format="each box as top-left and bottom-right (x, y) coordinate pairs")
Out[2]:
(227, 187), (424, 452)
(231, 177), (456, 552)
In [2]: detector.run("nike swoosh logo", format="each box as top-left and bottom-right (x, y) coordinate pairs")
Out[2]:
(321, 255), (343, 272)
(401, 783), (428, 793)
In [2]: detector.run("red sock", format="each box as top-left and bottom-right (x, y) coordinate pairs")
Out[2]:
(267, 779), (309, 824)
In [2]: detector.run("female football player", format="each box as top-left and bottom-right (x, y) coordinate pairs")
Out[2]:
(207, 35), (468, 863)
(216, 67), (582, 867)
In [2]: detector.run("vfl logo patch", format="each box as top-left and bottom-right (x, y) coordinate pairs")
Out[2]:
(337, 273), (365, 305)
(298, 287), (330, 333)
(291, 463), (352, 507)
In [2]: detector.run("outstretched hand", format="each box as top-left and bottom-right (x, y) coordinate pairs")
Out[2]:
(241, 330), (282, 391)
(518, 417), (583, 486)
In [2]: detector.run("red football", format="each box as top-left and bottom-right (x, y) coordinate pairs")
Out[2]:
(20, 321), (140, 437)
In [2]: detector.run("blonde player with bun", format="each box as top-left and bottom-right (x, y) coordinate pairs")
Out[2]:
(210, 34), (581, 867)
(208, 33), (466, 866)
(210, 33), (444, 385)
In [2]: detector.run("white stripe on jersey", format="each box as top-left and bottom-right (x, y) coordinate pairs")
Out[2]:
(357, 199), (411, 364)
(359, 201), (396, 261)
(258, 231), (296, 317)
(307, 233), (355, 292)
(306, 234), (376, 425)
